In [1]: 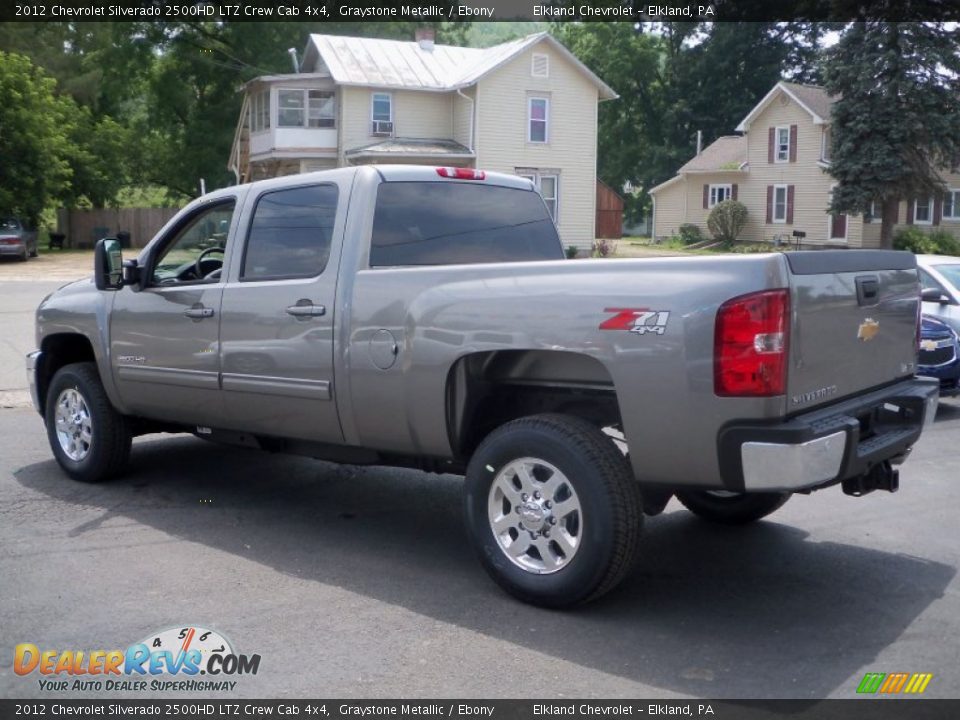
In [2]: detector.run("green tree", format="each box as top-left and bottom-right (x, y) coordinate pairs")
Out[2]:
(824, 22), (960, 249)
(0, 51), (74, 219)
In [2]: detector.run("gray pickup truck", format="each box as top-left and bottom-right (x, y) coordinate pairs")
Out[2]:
(28, 165), (939, 606)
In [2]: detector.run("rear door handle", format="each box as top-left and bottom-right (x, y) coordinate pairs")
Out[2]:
(286, 303), (326, 318)
(184, 306), (215, 319)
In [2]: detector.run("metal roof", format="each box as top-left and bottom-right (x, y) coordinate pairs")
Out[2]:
(345, 138), (474, 158)
(303, 32), (617, 99)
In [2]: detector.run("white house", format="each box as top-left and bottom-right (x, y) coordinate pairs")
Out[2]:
(228, 30), (617, 251)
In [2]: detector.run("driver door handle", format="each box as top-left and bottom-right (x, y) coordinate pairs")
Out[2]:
(286, 303), (326, 318)
(184, 306), (215, 319)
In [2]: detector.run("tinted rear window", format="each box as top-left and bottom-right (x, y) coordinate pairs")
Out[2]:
(242, 184), (337, 281)
(370, 182), (562, 267)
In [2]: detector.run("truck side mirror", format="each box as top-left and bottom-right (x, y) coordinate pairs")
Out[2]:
(921, 287), (948, 305)
(94, 238), (124, 290)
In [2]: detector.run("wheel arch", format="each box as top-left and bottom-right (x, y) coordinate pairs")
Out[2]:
(36, 334), (98, 417)
(445, 349), (624, 461)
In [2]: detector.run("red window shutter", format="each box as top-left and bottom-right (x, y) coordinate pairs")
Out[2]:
(766, 186), (773, 224)
(768, 128), (775, 164)
(906, 199), (914, 225)
(786, 185), (795, 224)
(703, 184), (709, 210)
(934, 195), (943, 225)
(732, 184), (738, 201)
(789, 125), (798, 162)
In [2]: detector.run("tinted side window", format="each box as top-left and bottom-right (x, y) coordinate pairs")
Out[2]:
(370, 182), (562, 267)
(242, 184), (338, 281)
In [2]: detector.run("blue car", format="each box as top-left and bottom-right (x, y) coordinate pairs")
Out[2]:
(918, 314), (960, 397)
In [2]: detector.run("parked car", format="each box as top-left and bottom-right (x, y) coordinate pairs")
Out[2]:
(27, 166), (939, 607)
(0, 216), (39, 261)
(918, 254), (960, 335)
(918, 314), (960, 397)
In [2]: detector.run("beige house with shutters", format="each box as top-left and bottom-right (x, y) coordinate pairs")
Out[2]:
(650, 80), (960, 247)
(227, 30), (617, 251)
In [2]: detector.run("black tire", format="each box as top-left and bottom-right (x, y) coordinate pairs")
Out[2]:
(44, 362), (131, 483)
(29, 244), (38, 258)
(676, 489), (790, 525)
(18, 246), (28, 261)
(464, 413), (642, 608)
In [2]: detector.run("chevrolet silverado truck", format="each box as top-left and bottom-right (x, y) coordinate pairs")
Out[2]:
(27, 165), (939, 607)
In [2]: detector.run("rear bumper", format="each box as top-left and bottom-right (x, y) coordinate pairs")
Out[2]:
(26, 350), (43, 415)
(0, 241), (26, 256)
(718, 377), (940, 492)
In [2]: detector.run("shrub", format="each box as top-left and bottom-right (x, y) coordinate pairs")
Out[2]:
(678, 223), (703, 245)
(707, 200), (749, 244)
(565, 245), (579, 259)
(894, 227), (960, 255)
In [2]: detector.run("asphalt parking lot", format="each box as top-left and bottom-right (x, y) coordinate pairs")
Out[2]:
(1, 258), (959, 700)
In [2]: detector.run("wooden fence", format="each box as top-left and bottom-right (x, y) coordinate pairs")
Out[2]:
(56, 207), (181, 249)
(596, 180), (624, 239)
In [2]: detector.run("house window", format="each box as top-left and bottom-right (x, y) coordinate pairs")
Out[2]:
(371, 92), (393, 135)
(821, 127), (831, 162)
(775, 126), (790, 162)
(773, 185), (788, 223)
(276, 89), (336, 129)
(518, 171), (559, 222)
(944, 190), (960, 220)
(914, 197), (933, 225)
(278, 89), (306, 127)
(531, 53), (549, 78)
(307, 91), (335, 128)
(709, 184), (732, 208)
(528, 97), (549, 143)
(251, 91), (270, 132)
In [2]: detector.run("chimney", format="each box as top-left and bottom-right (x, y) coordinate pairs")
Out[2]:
(415, 27), (435, 52)
(287, 47), (299, 74)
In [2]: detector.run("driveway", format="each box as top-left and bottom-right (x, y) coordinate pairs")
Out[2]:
(0, 250), (92, 408)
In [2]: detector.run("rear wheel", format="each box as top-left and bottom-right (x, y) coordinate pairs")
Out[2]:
(44, 362), (131, 482)
(676, 489), (790, 525)
(464, 414), (642, 607)
(29, 243), (38, 258)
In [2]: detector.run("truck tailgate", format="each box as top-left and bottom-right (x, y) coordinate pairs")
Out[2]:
(785, 251), (920, 413)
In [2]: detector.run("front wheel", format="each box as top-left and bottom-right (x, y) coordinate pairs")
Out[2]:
(464, 414), (642, 608)
(676, 489), (790, 525)
(44, 362), (131, 482)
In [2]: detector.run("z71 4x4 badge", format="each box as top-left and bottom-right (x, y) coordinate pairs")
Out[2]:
(599, 308), (671, 335)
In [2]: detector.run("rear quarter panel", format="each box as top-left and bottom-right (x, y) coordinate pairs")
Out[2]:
(341, 252), (791, 488)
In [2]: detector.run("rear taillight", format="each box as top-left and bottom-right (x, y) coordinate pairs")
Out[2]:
(436, 167), (486, 180)
(715, 289), (790, 397)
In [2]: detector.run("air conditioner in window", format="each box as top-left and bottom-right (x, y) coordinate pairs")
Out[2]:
(371, 120), (394, 136)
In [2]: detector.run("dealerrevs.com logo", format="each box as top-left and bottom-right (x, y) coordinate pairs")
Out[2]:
(14, 626), (261, 693)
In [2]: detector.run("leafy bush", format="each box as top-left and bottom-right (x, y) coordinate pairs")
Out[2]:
(894, 227), (960, 255)
(678, 223), (703, 245)
(707, 200), (749, 244)
(565, 245), (579, 259)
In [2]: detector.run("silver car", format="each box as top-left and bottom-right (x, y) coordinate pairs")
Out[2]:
(918, 254), (960, 335)
(0, 216), (39, 261)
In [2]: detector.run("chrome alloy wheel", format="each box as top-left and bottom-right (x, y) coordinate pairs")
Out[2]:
(54, 388), (93, 462)
(487, 457), (583, 574)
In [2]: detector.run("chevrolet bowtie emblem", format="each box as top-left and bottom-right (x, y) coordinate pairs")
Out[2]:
(858, 318), (880, 341)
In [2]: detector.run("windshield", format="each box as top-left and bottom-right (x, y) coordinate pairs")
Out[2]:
(932, 263), (960, 292)
(0, 218), (21, 231)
